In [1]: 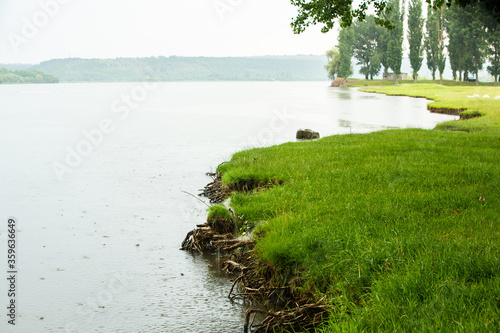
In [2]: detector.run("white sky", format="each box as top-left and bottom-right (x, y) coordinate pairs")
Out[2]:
(0, 0), (340, 64)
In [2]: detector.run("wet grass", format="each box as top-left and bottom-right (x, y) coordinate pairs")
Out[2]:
(357, 83), (500, 134)
(217, 84), (500, 332)
(207, 205), (235, 234)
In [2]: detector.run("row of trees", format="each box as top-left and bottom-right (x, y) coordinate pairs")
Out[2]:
(326, 0), (500, 86)
(444, 4), (500, 84)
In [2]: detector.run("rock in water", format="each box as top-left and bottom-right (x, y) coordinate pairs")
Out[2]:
(296, 129), (320, 140)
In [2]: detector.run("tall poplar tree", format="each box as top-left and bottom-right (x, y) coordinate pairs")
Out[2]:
(377, 28), (390, 76)
(425, 7), (439, 80)
(408, 0), (424, 82)
(464, 4), (487, 85)
(445, 4), (487, 84)
(385, 0), (405, 85)
(436, 5), (447, 84)
(446, 5), (469, 81)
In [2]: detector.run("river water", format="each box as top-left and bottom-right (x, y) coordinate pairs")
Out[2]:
(0, 81), (457, 332)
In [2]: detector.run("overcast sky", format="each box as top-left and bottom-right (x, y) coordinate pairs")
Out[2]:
(0, 0), (340, 64)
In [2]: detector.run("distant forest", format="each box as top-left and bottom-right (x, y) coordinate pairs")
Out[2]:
(0, 68), (59, 84)
(20, 56), (328, 82)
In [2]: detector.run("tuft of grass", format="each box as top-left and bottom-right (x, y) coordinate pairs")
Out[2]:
(207, 205), (235, 234)
(207, 205), (232, 220)
(218, 84), (500, 331)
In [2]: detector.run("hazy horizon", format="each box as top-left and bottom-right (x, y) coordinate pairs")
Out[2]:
(0, 54), (327, 67)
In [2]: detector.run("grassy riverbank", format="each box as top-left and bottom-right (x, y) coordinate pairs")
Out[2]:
(218, 83), (500, 331)
(355, 80), (500, 134)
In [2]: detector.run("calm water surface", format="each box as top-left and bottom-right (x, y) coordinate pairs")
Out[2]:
(0, 82), (457, 332)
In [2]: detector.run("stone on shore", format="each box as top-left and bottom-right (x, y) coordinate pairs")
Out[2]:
(296, 129), (320, 140)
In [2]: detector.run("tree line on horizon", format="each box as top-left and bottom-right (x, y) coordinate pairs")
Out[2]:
(28, 56), (327, 82)
(326, 0), (500, 86)
(0, 67), (59, 84)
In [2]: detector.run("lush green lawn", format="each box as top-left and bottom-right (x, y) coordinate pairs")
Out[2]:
(218, 83), (500, 332)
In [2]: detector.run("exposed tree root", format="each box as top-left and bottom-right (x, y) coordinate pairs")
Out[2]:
(180, 226), (213, 254)
(222, 250), (329, 332)
(244, 297), (328, 333)
(181, 222), (328, 331)
(180, 223), (253, 254)
(223, 240), (255, 252)
(183, 172), (328, 331)
(198, 172), (232, 204)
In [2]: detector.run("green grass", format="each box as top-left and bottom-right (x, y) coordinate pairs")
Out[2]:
(218, 83), (500, 332)
(357, 83), (500, 133)
(347, 78), (497, 88)
(207, 205), (236, 234)
(207, 204), (232, 221)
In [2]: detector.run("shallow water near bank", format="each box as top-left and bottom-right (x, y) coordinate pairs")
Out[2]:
(0, 82), (457, 332)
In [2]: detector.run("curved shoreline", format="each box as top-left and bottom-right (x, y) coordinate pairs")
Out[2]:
(183, 84), (500, 331)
